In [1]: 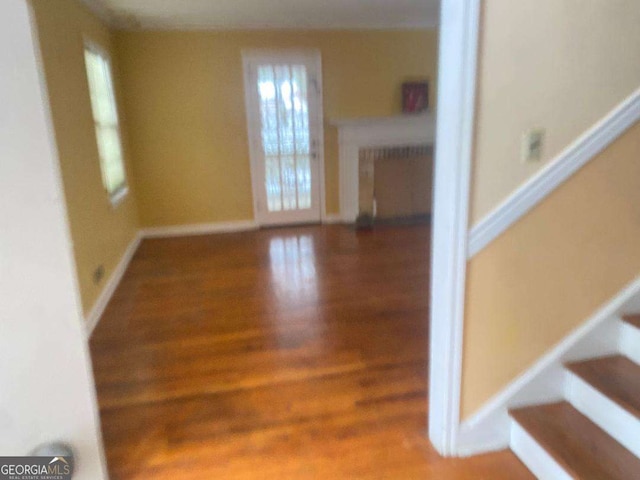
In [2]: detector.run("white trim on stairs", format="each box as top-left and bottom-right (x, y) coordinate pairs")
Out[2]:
(86, 232), (142, 336)
(566, 371), (640, 458)
(620, 321), (640, 365)
(468, 87), (640, 258)
(456, 275), (640, 456)
(510, 421), (572, 480)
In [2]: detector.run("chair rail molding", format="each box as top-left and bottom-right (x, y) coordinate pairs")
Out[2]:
(468, 87), (640, 258)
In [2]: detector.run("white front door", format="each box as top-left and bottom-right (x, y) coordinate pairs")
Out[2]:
(1, 2), (107, 475)
(243, 50), (324, 226)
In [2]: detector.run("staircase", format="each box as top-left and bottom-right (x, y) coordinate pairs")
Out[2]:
(509, 315), (640, 479)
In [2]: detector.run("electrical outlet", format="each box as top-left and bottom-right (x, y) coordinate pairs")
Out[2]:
(93, 265), (105, 285)
(522, 129), (545, 163)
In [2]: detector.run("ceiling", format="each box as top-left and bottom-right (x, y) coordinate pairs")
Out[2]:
(83, 0), (439, 30)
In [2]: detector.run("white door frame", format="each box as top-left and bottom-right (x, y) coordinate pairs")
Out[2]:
(428, 0), (481, 456)
(242, 49), (327, 227)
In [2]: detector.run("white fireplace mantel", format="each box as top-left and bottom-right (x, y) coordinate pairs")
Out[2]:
(332, 112), (436, 222)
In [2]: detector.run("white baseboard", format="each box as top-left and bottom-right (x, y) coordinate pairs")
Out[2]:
(142, 217), (346, 236)
(86, 220), (255, 336)
(322, 213), (344, 224)
(142, 220), (258, 238)
(86, 232), (142, 336)
(456, 274), (640, 456)
(468, 87), (640, 258)
(86, 217), (344, 336)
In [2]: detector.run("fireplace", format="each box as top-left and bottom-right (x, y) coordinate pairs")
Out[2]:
(333, 113), (436, 223)
(359, 144), (433, 222)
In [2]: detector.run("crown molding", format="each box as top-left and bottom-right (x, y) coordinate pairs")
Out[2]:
(78, 0), (438, 31)
(122, 20), (439, 31)
(78, 0), (119, 27)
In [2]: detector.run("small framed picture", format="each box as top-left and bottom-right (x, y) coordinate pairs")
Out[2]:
(402, 82), (429, 113)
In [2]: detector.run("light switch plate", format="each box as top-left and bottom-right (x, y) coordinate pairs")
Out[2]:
(522, 129), (545, 163)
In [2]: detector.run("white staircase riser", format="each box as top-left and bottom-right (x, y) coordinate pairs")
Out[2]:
(620, 322), (640, 366)
(510, 420), (572, 480)
(566, 372), (640, 458)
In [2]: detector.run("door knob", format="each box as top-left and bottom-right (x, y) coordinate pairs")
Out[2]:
(30, 442), (75, 477)
(30, 442), (74, 458)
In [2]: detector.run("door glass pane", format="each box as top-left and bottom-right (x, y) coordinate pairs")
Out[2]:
(275, 66), (295, 157)
(292, 65), (309, 156)
(258, 66), (278, 156)
(256, 62), (313, 213)
(265, 156), (282, 212)
(281, 156), (297, 210)
(296, 156), (311, 208)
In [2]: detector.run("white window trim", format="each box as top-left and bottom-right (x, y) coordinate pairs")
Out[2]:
(83, 37), (129, 208)
(109, 184), (129, 208)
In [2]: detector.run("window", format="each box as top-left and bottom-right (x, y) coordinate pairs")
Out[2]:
(84, 44), (127, 204)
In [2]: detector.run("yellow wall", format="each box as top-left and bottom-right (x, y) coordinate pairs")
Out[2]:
(114, 30), (437, 226)
(30, 0), (139, 315)
(462, 121), (640, 418)
(471, 0), (640, 225)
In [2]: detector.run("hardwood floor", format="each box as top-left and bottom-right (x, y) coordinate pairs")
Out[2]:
(90, 225), (532, 479)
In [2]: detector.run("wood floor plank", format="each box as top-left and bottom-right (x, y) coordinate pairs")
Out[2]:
(90, 225), (533, 479)
(623, 314), (640, 330)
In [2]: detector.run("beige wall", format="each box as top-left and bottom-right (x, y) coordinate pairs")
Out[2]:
(114, 30), (437, 227)
(471, 0), (640, 225)
(462, 121), (640, 418)
(30, 0), (139, 314)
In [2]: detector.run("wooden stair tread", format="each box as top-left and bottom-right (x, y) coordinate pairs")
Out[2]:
(511, 402), (640, 480)
(567, 355), (640, 419)
(623, 314), (640, 329)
